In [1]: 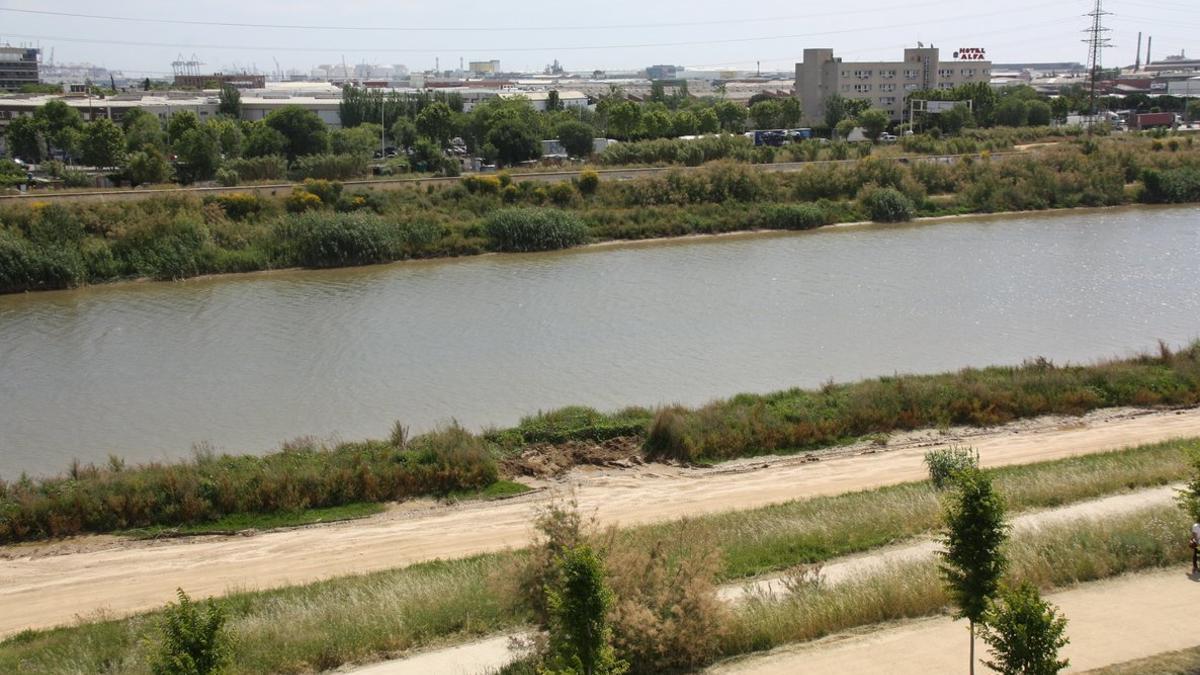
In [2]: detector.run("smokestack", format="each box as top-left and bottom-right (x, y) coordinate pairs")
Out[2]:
(1146, 36), (1152, 68)
(1135, 32), (1142, 71)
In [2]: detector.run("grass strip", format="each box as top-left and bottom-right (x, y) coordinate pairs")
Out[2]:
(119, 502), (387, 539)
(720, 505), (1189, 661)
(0, 438), (1193, 674)
(1083, 646), (1200, 675)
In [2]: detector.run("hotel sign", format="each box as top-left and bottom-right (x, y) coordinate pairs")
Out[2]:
(953, 48), (987, 60)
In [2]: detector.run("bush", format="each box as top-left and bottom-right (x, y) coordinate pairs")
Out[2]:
(152, 589), (227, 675)
(758, 203), (827, 230)
(548, 181), (578, 207)
(860, 185), (915, 222)
(287, 153), (368, 181)
(61, 170), (93, 188)
(211, 193), (262, 221)
(483, 208), (589, 252)
(226, 155), (288, 182)
(278, 211), (395, 267)
(577, 169), (601, 196)
(285, 189), (322, 213)
(1139, 167), (1200, 204)
(114, 217), (212, 280)
(542, 544), (626, 675)
(214, 168), (239, 187)
(925, 446), (981, 490)
(462, 174), (502, 196)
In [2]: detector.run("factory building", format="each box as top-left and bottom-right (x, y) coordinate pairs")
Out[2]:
(0, 46), (40, 92)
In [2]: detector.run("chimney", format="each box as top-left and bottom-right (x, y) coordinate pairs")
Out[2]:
(1135, 32), (1142, 71)
(1146, 36), (1152, 68)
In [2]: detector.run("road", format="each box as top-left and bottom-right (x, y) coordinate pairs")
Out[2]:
(1, 406), (1197, 637)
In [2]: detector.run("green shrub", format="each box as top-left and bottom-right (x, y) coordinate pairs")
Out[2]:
(461, 175), (503, 195)
(979, 582), (1070, 675)
(577, 169), (601, 196)
(483, 208), (589, 252)
(285, 189), (323, 213)
(225, 155), (288, 182)
(548, 181), (577, 207)
(114, 217), (212, 280)
(278, 211), (395, 268)
(287, 153), (368, 181)
(758, 203), (827, 230)
(211, 193), (262, 221)
(61, 170), (93, 188)
(542, 544), (626, 675)
(152, 589), (228, 675)
(298, 178), (343, 204)
(214, 168), (239, 187)
(860, 186), (915, 222)
(925, 446), (981, 490)
(1139, 167), (1200, 204)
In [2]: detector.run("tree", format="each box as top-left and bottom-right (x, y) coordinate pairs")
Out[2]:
(243, 123), (288, 158)
(409, 137), (444, 172)
(415, 101), (455, 147)
(331, 123), (383, 158)
(939, 103), (975, 134)
(640, 109), (673, 139)
(81, 119), (126, 168)
(126, 148), (171, 186)
(487, 118), (542, 167)
(603, 100), (642, 140)
(166, 110), (200, 146)
(173, 128), (221, 184)
(713, 100), (746, 132)
(5, 116), (43, 163)
(779, 98), (802, 128)
(671, 110), (699, 137)
(1187, 100), (1200, 123)
(152, 589), (228, 675)
(749, 100), (783, 130)
(34, 100), (84, 160)
(546, 89), (562, 112)
(205, 118), (243, 159)
(264, 106), (329, 160)
(835, 118), (856, 140)
(1050, 97), (1071, 122)
(557, 120), (595, 158)
(218, 85), (242, 118)
(390, 117), (418, 151)
(1026, 100), (1052, 126)
(696, 108), (720, 134)
(543, 544), (627, 675)
(824, 93), (850, 130)
(124, 112), (166, 153)
(941, 467), (1008, 675)
(995, 98), (1030, 127)
(980, 583), (1069, 675)
(858, 109), (890, 142)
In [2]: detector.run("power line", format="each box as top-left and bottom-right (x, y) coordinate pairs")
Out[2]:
(0, 3), (1060, 56)
(1082, 0), (1112, 133)
(0, 2), (978, 33)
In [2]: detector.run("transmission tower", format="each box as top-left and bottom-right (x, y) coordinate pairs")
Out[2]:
(1082, 0), (1112, 133)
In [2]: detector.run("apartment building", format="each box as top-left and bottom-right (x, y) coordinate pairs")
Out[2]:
(0, 46), (40, 92)
(795, 46), (991, 124)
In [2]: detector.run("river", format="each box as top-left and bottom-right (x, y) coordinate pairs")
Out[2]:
(2, 205), (1198, 477)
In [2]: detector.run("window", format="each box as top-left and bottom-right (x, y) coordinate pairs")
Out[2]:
(937, 68), (955, 78)
(854, 83), (872, 92)
(880, 83), (896, 92)
(904, 83), (920, 91)
(841, 84), (851, 92)
(881, 69), (897, 79)
(880, 97), (896, 106)
(960, 68), (975, 77)
(853, 69), (873, 79)
(840, 70), (850, 78)
(904, 69), (920, 79)
(938, 82), (955, 89)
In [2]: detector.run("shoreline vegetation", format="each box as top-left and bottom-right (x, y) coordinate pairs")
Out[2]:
(2, 136), (1199, 295)
(2, 341), (1198, 544)
(1, 439), (1194, 673)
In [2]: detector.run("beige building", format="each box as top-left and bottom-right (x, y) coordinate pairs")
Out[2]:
(795, 46), (991, 124)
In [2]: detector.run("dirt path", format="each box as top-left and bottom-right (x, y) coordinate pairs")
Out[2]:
(342, 485), (1181, 674)
(708, 569), (1200, 674)
(2, 406), (1198, 637)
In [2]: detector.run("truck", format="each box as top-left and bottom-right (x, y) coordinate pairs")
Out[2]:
(1133, 112), (1177, 130)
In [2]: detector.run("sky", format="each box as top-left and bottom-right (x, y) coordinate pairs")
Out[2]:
(0, 0), (1195, 77)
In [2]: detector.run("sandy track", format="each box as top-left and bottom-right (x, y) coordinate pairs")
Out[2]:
(708, 569), (1200, 674)
(2, 406), (1198, 637)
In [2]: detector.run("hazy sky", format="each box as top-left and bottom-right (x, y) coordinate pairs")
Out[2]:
(0, 0), (1194, 76)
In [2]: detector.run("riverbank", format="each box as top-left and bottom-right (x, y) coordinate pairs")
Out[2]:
(2, 136), (1197, 294)
(4, 340), (1199, 544)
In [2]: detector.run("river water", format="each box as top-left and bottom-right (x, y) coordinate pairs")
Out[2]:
(2, 205), (1198, 477)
